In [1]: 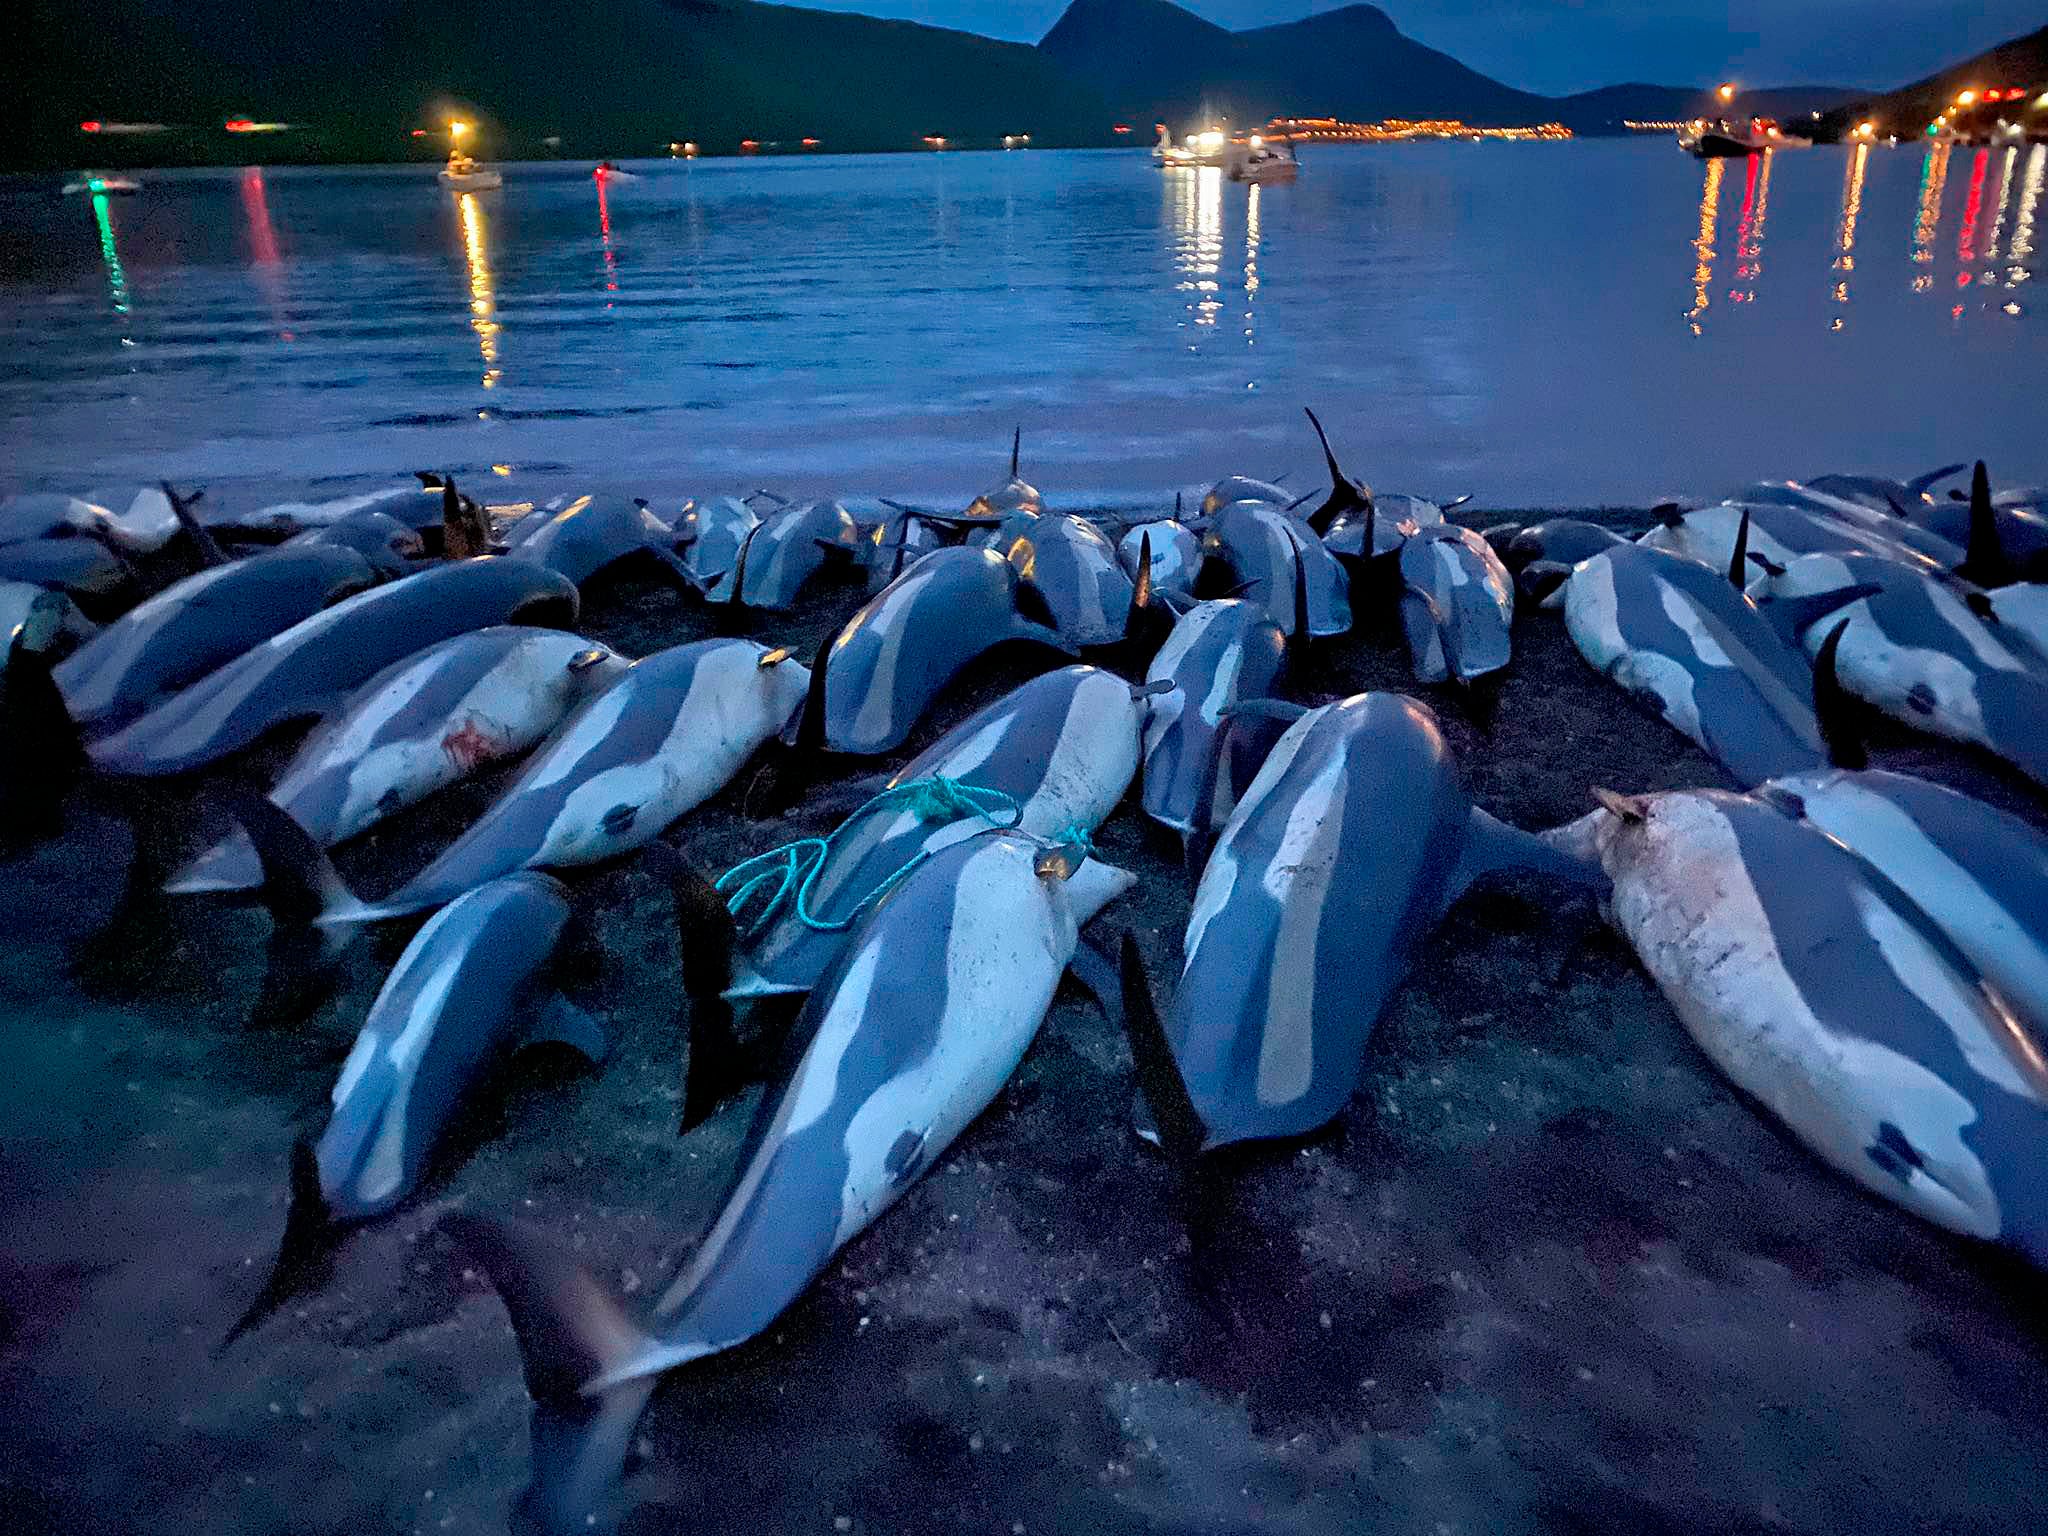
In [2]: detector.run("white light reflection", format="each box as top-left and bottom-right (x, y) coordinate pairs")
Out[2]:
(1174, 165), (1224, 331)
(459, 192), (502, 389)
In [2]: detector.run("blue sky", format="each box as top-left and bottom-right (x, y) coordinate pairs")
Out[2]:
(793, 2), (2043, 96)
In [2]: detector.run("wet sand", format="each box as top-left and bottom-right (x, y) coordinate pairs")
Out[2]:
(4, 511), (2047, 1536)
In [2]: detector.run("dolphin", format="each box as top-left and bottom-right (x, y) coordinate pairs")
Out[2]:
(732, 499), (863, 610)
(963, 426), (1042, 520)
(1985, 584), (2048, 663)
(1396, 523), (1515, 684)
(803, 546), (1072, 757)
(221, 866), (608, 1346)
(196, 478), (451, 543)
(167, 628), (629, 895)
(88, 558), (580, 777)
(674, 497), (761, 600)
(1729, 480), (1971, 562)
(284, 510), (423, 575)
(1139, 599), (1288, 839)
(1129, 692), (1604, 1151)
(1756, 767), (2048, 1037)
(72, 484), (188, 554)
(1199, 475), (1292, 518)
(1640, 500), (1949, 581)
(1922, 462), (2048, 587)
(448, 826), (1132, 1532)
(1118, 518), (1201, 604)
(0, 536), (137, 619)
(730, 665), (1155, 1007)
(1562, 540), (1871, 787)
(2, 582), (96, 659)
(860, 503), (945, 593)
(509, 494), (695, 591)
(995, 514), (1136, 647)
(0, 489), (160, 554)
(239, 640), (812, 923)
(1299, 407), (1373, 539)
(1570, 786), (2048, 1265)
(1752, 550), (2048, 788)
(1803, 465), (1965, 509)
(1199, 501), (1350, 638)
(53, 544), (381, 736)
(1494, 519), (1628, 605)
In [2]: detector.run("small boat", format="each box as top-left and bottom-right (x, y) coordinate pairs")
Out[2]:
(62, 174), (141, 195)
(438, 152), (503, 192)
(593, 161), (639, 182)
(1228, 141), (1298, 183)
(1677, 116), (1805, 159)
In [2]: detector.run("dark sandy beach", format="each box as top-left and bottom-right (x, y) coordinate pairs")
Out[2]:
(4, 507), (2046, 1536)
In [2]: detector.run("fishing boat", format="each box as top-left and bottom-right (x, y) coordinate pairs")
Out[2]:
(438, 152), (502, 192)
(61, 174), (141, 195)
(593, 161), (639, 182)
(1228, 139), (1298, 183)
(1677, 116), (1805, 159)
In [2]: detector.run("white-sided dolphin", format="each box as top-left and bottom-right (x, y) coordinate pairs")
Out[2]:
(1397, 523), (1515, 684)
(1752, 550), (2048, 788)
(964, 426), (1042, 520)
(1139, 599), (1287, 838)
(996, 514), (1135, 647)
(1569, 786), (2048, 1265)
(168, 628), (629, 894)
(1199, 475), (1291, 518)
(285, 511), (423, 575)
(1641, 499), (1949, 580)
(2, 582), (96, 659)
(1199, 501), (1350, 639)
(53, 543), (381, 735)
(730, 664), (1155, 1007)
(1564, 538), (1864, 787)
(447, 826), (1132, 1532)
(803, 545), (1072, 757)
(674, 497), (761, 600)
(1118, 518), (1201, 604)
(509, 494), (693, 591)
(88, 558), (580, 777)
(241, 640), (811, 923)
(1131, 692), (1603, 1152)
(733, 499), (863, 610)
(0, 536), (137, 619)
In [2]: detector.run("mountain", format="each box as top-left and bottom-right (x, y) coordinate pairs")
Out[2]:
(1039, 0), (1854, 136)
(1816, 22), (2048, 139)
(12, 0), (1120, 168)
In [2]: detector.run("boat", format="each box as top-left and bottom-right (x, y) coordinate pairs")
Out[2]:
(1228, 139), (1298, 183)
(593, 161), (639, 182)
(1677, 116), (1807, 159)
(61, 174), (140, 195)
(1155, 124), (1230, 168)
(438, 152), (503, 192)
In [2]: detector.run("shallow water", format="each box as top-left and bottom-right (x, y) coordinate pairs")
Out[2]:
(2, 139), (2043, 508)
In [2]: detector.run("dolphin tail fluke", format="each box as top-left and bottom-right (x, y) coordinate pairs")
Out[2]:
(1906, 462), (1967, 498)
(1117, 933), (1207, 1163)
(1459, 807), (1611, 899)
(1751, 583), (1882, 649)
(219, 1138), (339, 1354)
(442, 1213), (661, 1535)
(224, 789), (377, 929)
(1813, 617), (1869, 770)
(658, 850), (754, 1134)
(163, 482), (228, 568)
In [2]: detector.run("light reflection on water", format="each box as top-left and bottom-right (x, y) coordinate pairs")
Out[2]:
(11, 143), (2045, 507)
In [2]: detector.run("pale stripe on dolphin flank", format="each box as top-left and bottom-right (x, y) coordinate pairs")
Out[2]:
(848, 559), (940, 748)
(1255, 746), (1349, 1107)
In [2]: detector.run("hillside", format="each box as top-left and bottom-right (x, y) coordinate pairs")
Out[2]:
(1817, 22), (2048, 139)
(1040, 0), (1854, 135)
(12, 0), (1121, 168)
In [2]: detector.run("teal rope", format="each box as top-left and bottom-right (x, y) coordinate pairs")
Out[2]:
(716, 776), (1022, 938)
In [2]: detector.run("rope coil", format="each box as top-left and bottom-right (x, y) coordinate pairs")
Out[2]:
(716, 776), (1024, 938)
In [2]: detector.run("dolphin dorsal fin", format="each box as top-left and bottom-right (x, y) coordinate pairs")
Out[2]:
(1813, 616), (1869, 770)
(1727, 507), (1752, 591)
(1009, 425), (1021, 479)
(1959, 460), (2015, 588)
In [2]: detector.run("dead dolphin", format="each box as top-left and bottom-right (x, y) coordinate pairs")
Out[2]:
(2, 582), (95, 659)
(89, 558), (580, 777)
(0, 536), (137, 620)
(860, 503), (945, 593)
(964, 426), (1043, 520)
(285, 511), (423, 575)
(729, 664), (1154, 1007)
(1564, 540), (1856, 787)
(448, 826), (1132, 1532)
(1199, 475), (1291, 518)
(242, 640), (811, 923)
(54, 543), (381, 736)
(221, 867), (606, 1347)
(1129, 692), (1603, 1152)
(1199, 501), (1350, 638)
(508, 493), (693, 590)
(1396, 523), (1515, 684)
(1752, 550), (2048, 788)
(1117, 518), (1201, 604)
(804, 546), (1072, 756)
(1139, 599), (1288, 838)
(197, 479), (450, 543)
(1573, 786), (2048, 1266)
(1496, 518), (1628, 605)
(997, 514), (1136, 647)
(1641, 499), (1949, 581)
(1757, 767), (2048, 1037)
(0, 490), (160, 554)
(674, 497), (761, 600)
(168, 628), (629, 894)
(734, 499), (863, 610)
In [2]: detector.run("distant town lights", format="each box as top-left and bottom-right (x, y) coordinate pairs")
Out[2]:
(1955, 90), (1977, 107)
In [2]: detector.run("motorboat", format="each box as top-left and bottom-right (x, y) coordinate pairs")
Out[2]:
(438, 152), (503, 191)
(593, 161), (640, 182)
(1678, 117), (1805, 158)
(1228, 140), (1298, 183)
(61, 174), (140, 195)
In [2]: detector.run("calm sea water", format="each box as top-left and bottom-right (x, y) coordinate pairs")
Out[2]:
(1, 140), (2042, 509)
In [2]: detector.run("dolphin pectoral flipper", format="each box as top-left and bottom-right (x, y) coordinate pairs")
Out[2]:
(525, 996), (609, 1063)
(442, 1213), (661, 1535)
(1118, 933), (1208, 1162)
(1062, 941), (1124, 1034)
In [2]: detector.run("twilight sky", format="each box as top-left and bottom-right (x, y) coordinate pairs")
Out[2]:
(797, 1), (2042, 95)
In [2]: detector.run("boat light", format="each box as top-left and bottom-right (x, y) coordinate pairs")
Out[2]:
(1956, 90), (1977, 107)
(1717, 83), (1736, 102)
(79, 120), (102, 133)
(450, 120), (471, 140)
